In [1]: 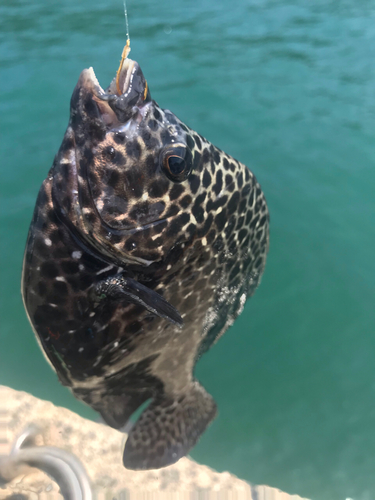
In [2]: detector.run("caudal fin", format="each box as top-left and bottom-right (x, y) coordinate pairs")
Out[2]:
(123, 381), (217, 470)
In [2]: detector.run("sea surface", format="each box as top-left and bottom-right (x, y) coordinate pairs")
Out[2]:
(1, 1), (375, 498)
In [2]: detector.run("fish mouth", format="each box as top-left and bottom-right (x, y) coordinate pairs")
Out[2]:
(81, 56), (136, 97)
(77, 56), (150, 126)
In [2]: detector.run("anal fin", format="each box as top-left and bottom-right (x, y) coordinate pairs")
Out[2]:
(123, 381), (217, 470)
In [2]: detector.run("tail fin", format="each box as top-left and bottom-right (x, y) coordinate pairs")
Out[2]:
(123, 381), (217, 470)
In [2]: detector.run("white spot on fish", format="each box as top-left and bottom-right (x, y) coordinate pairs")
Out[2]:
(55, 276), (66, 282)
(113, 341), (119, 348)
(79, 264), (84, 271)
(49, 303), (57, 308)
(72, 251), (82, 259)
(166, 264), (172, 270)
(97, 264), (114, 275)
(68, 330), (75, 334)
(142, 192), (149, 201)
(78, 347), (84, 352)
(89, 312), (95, 317)
(202, 237), (207, 246)
(44, 238), (52, 246)
(93, 355), (103, 367)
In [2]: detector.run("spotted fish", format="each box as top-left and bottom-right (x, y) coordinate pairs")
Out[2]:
(22, 50), (270, 470)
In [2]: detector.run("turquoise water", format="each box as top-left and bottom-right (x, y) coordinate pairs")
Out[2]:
(1, 1), (375, 498)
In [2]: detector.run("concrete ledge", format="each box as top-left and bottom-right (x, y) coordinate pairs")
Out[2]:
(0, 386), (308, 499)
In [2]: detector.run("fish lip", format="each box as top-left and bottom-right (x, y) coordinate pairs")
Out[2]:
(76, 67), (103, 96)
(107, 57), (136, 96)
(75, 67), (116, 127)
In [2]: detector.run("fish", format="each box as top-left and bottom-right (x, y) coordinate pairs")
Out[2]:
(21, 48), (270, 470)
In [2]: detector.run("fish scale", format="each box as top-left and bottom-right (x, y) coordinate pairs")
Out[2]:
(22, 53), (269, 470)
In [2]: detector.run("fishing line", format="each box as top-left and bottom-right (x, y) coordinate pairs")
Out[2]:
(116, 0), (131, 95)
(123, 0), (130, 45)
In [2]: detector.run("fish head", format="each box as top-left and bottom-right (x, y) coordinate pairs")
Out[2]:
(57, 55), (213, 265)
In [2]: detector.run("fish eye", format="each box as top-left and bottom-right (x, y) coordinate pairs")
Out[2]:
(167, 156), (186, 175)
(162, 146), (192, 182)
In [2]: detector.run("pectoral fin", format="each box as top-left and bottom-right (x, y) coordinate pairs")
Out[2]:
(123, 381), (217, 470)
(93, 275), (183, 327)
